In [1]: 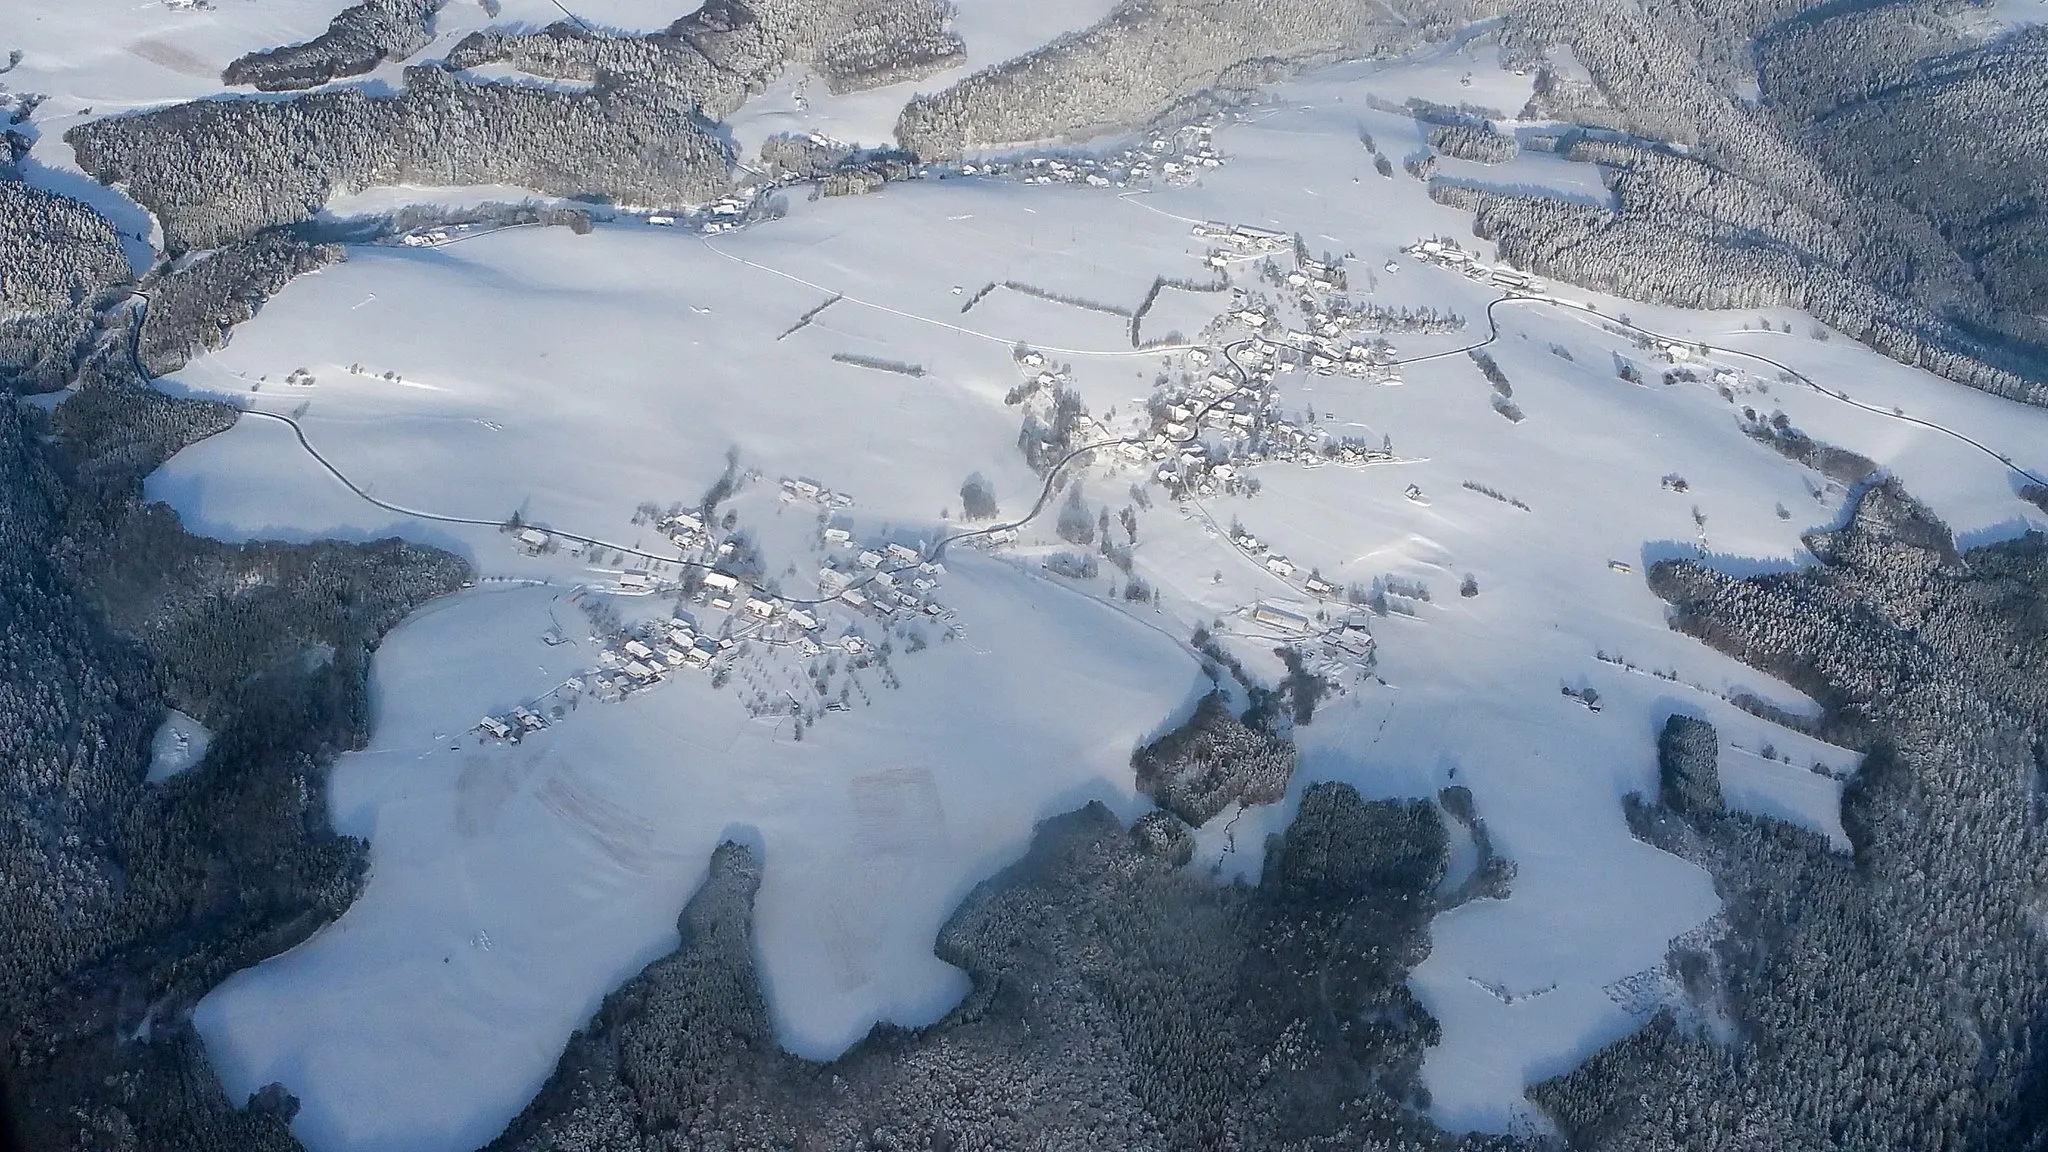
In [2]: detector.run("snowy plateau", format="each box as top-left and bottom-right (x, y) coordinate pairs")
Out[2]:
(12, 6), (2048, 1152)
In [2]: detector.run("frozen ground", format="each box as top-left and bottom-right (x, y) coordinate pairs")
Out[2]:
(120, 39), (2048, 1152)
(147, 708), (212, 783)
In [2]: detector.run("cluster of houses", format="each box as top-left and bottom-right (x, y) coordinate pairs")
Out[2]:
(1232, 532), (1339, 597)
(778, 476), (854, 509)
(960, 123), (1225, 190)
(645, 189), (762, 234)
(1192, 220), (1296, 268)
(472, 527), (956, 741)
(817, 538), (953, 623)
(1403, 237), (1548, 294)
(1235, 318), (1408, 382)
(1115, 331), (1399, 496)
(1240, 598), (1377, 681)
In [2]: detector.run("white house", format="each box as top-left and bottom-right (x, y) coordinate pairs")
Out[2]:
(702, 571), (741, 593)
(516, 528), (551, 554)
(745, 597), (780, 619)
(479, 716), (512, 739)
(856, 550), (884, 569)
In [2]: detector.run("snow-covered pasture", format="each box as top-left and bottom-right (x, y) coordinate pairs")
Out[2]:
(133, 43), (2048, 1152)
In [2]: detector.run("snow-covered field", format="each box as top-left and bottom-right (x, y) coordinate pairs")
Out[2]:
(147, 708), (212, 783)
(105, 37), (2048, 1152)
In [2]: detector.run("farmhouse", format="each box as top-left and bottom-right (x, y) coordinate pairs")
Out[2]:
(515, 528), (551, 554)
(1252, 601), (1312, 631)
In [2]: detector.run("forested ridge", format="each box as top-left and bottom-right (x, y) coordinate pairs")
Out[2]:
(1444, 0), (2048, 402)
(1, 208), (467, 1149)
(1532, 481), (2048, 1150)
(486, 783), (1527, 1152)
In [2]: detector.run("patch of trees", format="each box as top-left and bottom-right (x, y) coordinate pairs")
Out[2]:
(0, 176), (130, 318)
(758, 131), (852, 179)
(1131, 690), (1295, 825)
(0, 308), (99, 394)
(1429, 124), (1517, 164)
(958, 472), (998, 519)
(1056, 483), (1096, 545)
(1130, 272), (1228, 347)
(67, 65), (733, 252)
(138, 235), (344, 376)
(1470, 349), (1511, 396)
(223, 0), (442, 91)
(1740, 411), (1878, 486)
(486, 781), (1515, 1152)
(1537, 480), (2048, 1148)
(445, 0), (960, 102)
(1, 335), (466, 1148)
(894, 0), (1484, 157)
(1332, 299), (1465, 333)
(1435, 784), (1516, 909)
(829, 351), (925, 375)
(1462, 479), (1531, 510)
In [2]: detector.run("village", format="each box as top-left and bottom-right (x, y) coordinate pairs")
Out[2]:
(1401, 235), (1548, 295)
(460, 206), (1564, 749)
(475, 475), (966, 745)
(383, 122), (1234, 249)
(992, 219), (1471, 689)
